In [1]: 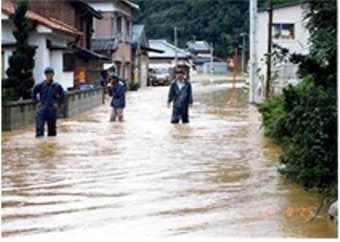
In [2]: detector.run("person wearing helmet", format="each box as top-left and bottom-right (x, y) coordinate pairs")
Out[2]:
(32, 67), (65, 137)
(108, 73), (126, 122)
(167, 68), (193, 123)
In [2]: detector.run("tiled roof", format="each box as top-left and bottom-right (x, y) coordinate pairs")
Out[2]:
(2, 1), (82, 36)
(187, 41), (211, 52)
(149, 39), (190, 59)
(92, 38), (118, 51)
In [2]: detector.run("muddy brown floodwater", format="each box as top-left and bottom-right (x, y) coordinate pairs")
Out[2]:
(2, 81), (337, 239)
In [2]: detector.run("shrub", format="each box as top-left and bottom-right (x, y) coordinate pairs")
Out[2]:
(259, 76), (337, 203)
(2, 0), (36, 101)
(129, 82), (141, 91)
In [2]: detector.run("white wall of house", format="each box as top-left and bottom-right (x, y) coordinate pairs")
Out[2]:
(29, 32), (50, 83)
(62, 72), (74, 89)
(256, 4), (310, 96)
(140, 55), (148, 87)
(49, 50), (62, 83)
(2, 50), (12, 76)
(2, 20), (15, 43)
(2, 19), (15, 77)
(257, 4), (310, 72)
(2, 17), (73, 90)
(46, 33), (73, 89)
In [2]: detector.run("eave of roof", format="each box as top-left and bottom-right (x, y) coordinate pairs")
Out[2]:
(2, 1), (82, 37)
(72, 44), (111, 61)
(70, 0), (103, 19)
(141, 46), (164, 54)
(149, 39), (189, 58)
(149, 56), (189, 60)
(120, 0), (140, 11)
(258, 1), (305, 13)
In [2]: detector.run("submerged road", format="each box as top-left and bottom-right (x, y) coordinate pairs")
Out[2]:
(2, 81), (337, 239)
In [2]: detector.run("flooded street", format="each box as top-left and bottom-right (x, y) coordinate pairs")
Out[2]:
(2, 81), (337, 239)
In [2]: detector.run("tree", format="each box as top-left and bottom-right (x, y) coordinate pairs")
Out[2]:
(132, 0), (249, 58)
(2, 0), (36, 101)
(132, 0), (299, 58)
(259, 0), (337, 203)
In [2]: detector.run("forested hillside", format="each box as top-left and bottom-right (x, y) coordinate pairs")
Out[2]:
(133, 0), (300, 58)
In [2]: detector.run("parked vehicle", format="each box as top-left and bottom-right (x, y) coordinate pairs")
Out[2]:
(151, 68), (170, 86)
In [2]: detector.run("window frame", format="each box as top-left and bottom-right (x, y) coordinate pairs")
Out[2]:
(272, 23), (295, 40)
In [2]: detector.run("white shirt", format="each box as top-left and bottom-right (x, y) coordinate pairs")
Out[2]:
(176, 80), (184, 90)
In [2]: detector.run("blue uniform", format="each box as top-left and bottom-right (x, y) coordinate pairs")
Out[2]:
(109, 81), (126, 109)
(168, 79), (193, 123)
(32, 80), (65, 137)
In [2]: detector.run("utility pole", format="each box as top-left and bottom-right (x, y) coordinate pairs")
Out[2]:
(233, 47), (238, 89)
(249, 0), (258, 103)
(174, 26), (178, 69)
(240, 33), (246, 74)
(266, 0), (273, 99)
(210, 42), (214, 82)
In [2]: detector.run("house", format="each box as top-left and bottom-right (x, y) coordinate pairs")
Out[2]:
(256, 2), (310, 92)
(27, 0), (109, 89)
(149, 39), (192, 79)
(2, 0), (109, 90)
(132, 25), (164, 87)
(87, 0), (139, 86)
(2, 0), (82, 89)
(186, 40), (212, 73)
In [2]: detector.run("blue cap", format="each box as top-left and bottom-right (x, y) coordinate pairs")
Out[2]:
(44, 66), (54, 74)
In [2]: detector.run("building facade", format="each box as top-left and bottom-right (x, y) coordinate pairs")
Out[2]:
(2, 0), (109, 90)
(88, 0), (139, 85)
(2, 0), (81, 89)
(256, 2), (310, 94)
(132, 25), (164, 87)
(149, 39), (192, 80)
(28, 0), (109, 88)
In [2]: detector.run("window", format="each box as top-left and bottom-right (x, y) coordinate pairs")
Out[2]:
(126, 20), (131, 41)
(2, 51), (5, 79)
(272, 23), (295, 40)
(116, 16), (122, 36)
(63, 53), (76, 72)
(92, 18), (96, 38)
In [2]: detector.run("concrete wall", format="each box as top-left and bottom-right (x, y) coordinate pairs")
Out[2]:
(2, 100), (36, 131)
(2, 88), (104, 131)
(64, 88), (104, 118)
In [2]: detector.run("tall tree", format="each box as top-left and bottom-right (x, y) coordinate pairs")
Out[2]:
(133, 0), (249, 58)
(2, 0), (36, 101)
(132, 0), (299, 58)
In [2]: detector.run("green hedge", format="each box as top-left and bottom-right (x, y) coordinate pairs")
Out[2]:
(258, 77), (337, 204)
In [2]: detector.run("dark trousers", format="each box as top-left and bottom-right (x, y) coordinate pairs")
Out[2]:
(171, 106), (189, 124)
(36, 106), (57, 137)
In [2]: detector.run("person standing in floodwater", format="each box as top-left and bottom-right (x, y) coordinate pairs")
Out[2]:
(32, 67), (65, 137)
(167, 68), (193, 124)
(108, 74), (126, 122)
